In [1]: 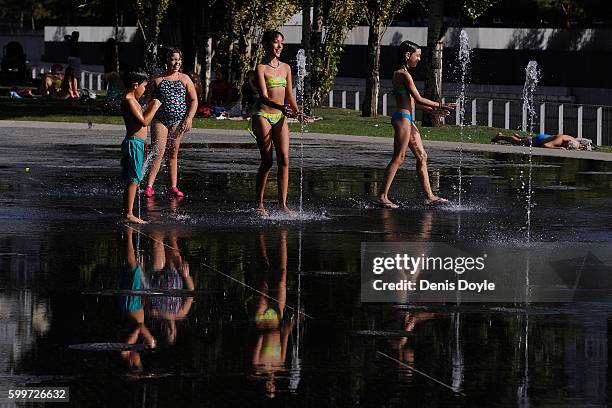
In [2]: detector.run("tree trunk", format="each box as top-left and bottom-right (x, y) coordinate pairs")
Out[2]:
(225, 4), (236, 83)
(191, 0), (206, 75)
(301, 0), (312, 114)
(235, 28), (253, 92)
(203, 36), (213, 101)
(362, 20), (381, 117)
(113, 0), (120, 73)
(422, 0), (444, 127)
(310, 0), (324, 106)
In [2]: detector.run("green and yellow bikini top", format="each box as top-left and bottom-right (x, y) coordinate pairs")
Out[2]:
(265, 75), (287, 89)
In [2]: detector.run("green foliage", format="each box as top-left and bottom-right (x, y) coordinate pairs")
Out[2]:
(231, 0), (300, 82)
(0, 0), (55, 27)
(461, 0), (499, 20)
(133, 0), (172, 71)
(363, 0), (411, 27)
(310, 0), (363, 106)
(535, 0), (585, 26)
(134, 0), (171, 38)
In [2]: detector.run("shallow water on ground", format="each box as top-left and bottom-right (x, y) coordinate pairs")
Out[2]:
(1, 128), (612, 407)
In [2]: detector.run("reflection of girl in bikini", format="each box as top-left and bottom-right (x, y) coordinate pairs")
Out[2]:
(376, 40), (455, 208)
(147, 227), (194, 345)
(144, 47), (198, 198)
(252, 31), (302, 216)
(248, 229), (295, 398)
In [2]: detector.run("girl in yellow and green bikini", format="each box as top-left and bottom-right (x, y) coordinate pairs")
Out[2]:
(252, 30), (303, 216)
(376, 40), (455, 208)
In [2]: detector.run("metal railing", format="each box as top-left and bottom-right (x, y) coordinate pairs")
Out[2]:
(323, 89), (612, 146)
(30, 66), (104, 91)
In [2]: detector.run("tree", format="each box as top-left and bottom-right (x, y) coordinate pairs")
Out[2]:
(536, 0), (583, 28)
(231, 0), (300, 87)
(421, 0), (445, 127)
(301, 0), (313, 112)
(361, 0), (411, 117)
(0, 0), (54, 29)
(133, 0), (172, 72)
(307, 0), (362, 107)
(421, 0), (499, 127)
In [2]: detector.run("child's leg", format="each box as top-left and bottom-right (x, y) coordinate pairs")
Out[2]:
(151, 230), (166, 271)
(146, 121), (169, 189)
(271, 119), (290, 211)
(492, 132), (526, 145)
(409, 127), (448, 204)
(123, 182), (147, 224)
(377, 119), (412, 208)
(253, 116), (273, 214)
(166, 124), (184, 189)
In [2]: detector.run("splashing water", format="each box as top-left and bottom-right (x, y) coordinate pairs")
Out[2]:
(456, 30), (471, 207)
(296, 49), (308, 218)
(522, 61), (541, 242)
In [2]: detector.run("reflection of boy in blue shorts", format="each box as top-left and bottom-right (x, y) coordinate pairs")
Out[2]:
(120, 68), (161, 224)
(120, 226), (156, 372)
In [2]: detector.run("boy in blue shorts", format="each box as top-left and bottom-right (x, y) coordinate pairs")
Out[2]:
(121, 67), (162, 224)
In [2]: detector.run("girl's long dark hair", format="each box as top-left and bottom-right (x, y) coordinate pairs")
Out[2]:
(397, 40), (420, 69)
(262, 30), (284, 45)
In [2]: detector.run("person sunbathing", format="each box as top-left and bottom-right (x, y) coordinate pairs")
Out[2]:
(492, 132), (591, 150)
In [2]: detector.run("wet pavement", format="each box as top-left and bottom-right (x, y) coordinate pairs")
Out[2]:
(1, 124), (612, 407)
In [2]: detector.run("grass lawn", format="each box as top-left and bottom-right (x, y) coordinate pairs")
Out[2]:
(1, 95), (609, 151)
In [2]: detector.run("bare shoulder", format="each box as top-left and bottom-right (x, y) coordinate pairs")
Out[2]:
(121, 95), (136, 113)
(178, 72), (193, 84)
(392, 69), (407, 83)
(398, 69), (412, 82)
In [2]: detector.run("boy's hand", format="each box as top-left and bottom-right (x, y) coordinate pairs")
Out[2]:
(151, 98), (162, 107)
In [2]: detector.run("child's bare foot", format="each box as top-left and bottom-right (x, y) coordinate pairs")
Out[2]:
(280, 205), (294, 214)
(255, 206), (268, 217)
(424, 196), (449, 206)
(124, 214), (148, 224)
(491, 132), (503, 143)
(374, 196), (399, 209)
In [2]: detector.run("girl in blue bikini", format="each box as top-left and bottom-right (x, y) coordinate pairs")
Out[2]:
(144, 47), (198, 198)
(376, 41), (455, 208)
(252, 31), (302, 216)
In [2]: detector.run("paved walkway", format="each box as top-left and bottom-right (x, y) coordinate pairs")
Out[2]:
(2, 120), (610, 161)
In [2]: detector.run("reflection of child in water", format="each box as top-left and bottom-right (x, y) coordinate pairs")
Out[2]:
(248, 229), (297, 398)
(119, 227), (156, 373)
(147, 228), (194, 345)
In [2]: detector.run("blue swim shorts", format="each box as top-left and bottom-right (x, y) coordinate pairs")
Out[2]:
(121, 136), (145, 183)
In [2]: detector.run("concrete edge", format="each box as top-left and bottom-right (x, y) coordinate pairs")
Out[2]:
(2, 119), (611, 162)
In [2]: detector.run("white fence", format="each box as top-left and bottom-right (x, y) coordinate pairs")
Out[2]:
(324, 89), (612, 146)
(30, 66), (104, 91)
